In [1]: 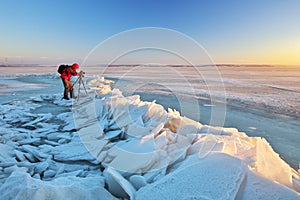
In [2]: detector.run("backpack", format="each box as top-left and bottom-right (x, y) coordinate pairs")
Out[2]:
(57, 65), (70, 74)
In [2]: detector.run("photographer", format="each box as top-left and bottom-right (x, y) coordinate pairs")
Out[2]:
(59, 63), (84, 100)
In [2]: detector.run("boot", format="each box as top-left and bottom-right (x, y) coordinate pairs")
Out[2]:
(70, 90), (76, 99)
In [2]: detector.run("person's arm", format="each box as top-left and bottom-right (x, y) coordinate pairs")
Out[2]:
(70, 68), (78, 76)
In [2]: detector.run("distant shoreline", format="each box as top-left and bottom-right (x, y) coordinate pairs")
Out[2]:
(1, 64), (299, 68)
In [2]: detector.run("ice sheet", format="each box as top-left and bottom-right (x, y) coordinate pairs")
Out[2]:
(0, 65), (300, 199)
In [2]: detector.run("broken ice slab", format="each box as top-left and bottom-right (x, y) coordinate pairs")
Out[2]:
(136, 153), (246, 200)
(22, 113), (52, 127)
(43, 140), (60, 146)
(238, 170), (300, 199)
(0, 144), (15, 161)
(255, 137), (293, 188)
(14, 150), (26, 162)
(129, 175), (147, 190)
(24, 153), (37, 163)
(3, 165), (18, 174)
(198, 125), (224, 135)
(106, 138), (156, 173)
(164, 135), (191, 166)
(80, 139), (108, 164)
(176, 125), (200, 138)
(128, 104), (148, 123)
(46, 133), (71, 141)
(35, 161), (49, 174)
(0, 169), (117, 200)
(155, 131), (168, 149)
(21, 145), (49, 161)
(125, 123), (151, 138)
(105, 130), (122, 140)
(43, 169), (57, 179)
(197, 134), (223, 159)
(18, 138), (41, 145)
(52, 140), (106, 164)
(292, 176), (300, 193)
(51, 142), (91, 160)
(29, 96), (43, 102)
(142, 167), (167, 184)
(56, 112), (73, 123)
(78, 122), (104, 139)
(104, 167), (136, 199)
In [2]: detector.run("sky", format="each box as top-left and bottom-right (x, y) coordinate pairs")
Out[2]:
(1, 0), (300, 65)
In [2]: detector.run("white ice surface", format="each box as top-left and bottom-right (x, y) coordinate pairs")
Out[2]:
(0, 72), (299, 199)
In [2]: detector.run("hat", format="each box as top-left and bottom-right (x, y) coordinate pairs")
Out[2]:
(72, 63), (79, 70)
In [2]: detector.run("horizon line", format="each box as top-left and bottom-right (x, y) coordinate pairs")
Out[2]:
(1, 63), (299, 67)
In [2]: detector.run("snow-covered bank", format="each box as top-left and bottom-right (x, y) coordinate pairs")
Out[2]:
(0, 77), (300, 199)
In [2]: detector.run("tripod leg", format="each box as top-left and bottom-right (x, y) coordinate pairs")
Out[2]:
(81, 79), (88, 95)
(78, 78), (81, 100)
(74, 76), (88, 101)
(73, 77), (80, 86)
(71, 77), (80, 94)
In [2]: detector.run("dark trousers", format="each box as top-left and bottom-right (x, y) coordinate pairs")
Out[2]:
(61, 78), (74, 98)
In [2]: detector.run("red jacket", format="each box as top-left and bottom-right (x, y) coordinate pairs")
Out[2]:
(60, 67), (78, 81)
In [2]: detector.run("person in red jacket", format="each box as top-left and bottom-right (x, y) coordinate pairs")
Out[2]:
(60, 63), (79, 100)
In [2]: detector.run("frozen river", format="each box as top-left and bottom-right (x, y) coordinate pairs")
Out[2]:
(0, 65), (299, 169)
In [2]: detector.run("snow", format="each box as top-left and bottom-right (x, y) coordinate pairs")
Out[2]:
(0, 69), (300, 199)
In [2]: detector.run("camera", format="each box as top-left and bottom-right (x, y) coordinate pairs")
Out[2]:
(79, 70), (85, 77)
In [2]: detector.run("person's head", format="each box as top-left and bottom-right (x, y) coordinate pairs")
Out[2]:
(72, 63), (79, 70)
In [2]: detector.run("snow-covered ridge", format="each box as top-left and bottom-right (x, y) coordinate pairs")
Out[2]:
(0, 77), (299, 199)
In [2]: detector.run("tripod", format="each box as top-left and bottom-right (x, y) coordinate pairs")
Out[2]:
(73, 74), (87, 100)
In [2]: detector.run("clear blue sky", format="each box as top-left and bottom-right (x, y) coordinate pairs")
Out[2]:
(1, 0), (300, 65)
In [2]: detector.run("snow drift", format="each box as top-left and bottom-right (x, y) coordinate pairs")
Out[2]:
(0, 77), (299, 199)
